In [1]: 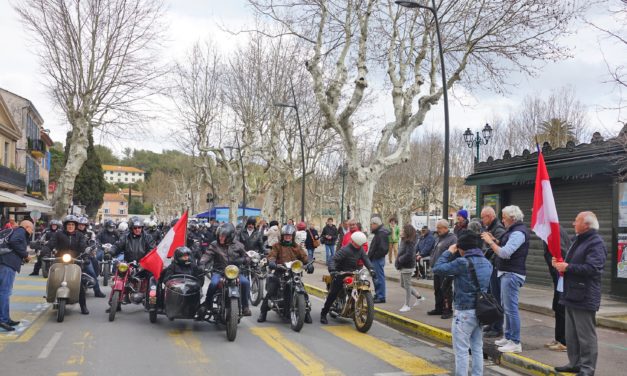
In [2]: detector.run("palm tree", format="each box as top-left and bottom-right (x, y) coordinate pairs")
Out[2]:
(538, 118), (577, 148)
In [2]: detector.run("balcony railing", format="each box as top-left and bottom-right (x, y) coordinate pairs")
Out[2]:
(0, 165), (26, 190)
(27, 179), (46, 197)
(27, 138), (46, 158)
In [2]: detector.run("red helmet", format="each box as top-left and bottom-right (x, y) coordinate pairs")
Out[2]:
(296, 221), (307, 230)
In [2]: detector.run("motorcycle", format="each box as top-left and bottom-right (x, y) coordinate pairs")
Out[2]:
(44, 251), (95, 322)
(99, 243), (113, 286)
(266, 259), (312, 332)
(206, 265), (243, 342)
(146, 272), (206, 324)
(245, 250), (267, 306)
(108, 260), (149, 322)
(323, 268), (375, 333)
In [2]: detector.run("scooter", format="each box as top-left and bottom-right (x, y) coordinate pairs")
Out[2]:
(44, 251), (95, 322)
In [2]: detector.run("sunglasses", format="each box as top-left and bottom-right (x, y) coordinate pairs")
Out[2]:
(132, 226), (142, 230)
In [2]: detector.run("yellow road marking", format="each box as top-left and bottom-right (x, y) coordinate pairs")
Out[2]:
(0, 306), (51, 343)
(168, 329), (210, 376)
(57, 373), (80, 376)
(250, 327), (344, 376)
(13, 285), (46, 291)
(66, 331), (92, 365)
(16, 276), (46, 281)
(10, 296), (46, 303)
(323, 326), (448, 375)
(15, 307), (51, 343)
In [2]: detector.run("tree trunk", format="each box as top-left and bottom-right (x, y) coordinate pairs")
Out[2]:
(228, 173), (238, 224)
(52, 120), (89, 217)
(261, 182), (276, 220)
(352, 169), (377, 229)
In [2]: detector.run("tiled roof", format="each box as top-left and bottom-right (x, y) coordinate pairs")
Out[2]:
(102, 164), (145, 173)
(103, 193), (127, 202)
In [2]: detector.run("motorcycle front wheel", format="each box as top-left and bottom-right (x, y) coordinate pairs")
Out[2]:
(353, 291), (374, 333)
(226, 297), (239, 342)
(250, 275), (262, 306)
(290, 293), (306, 332)
(102, 262), (110, 286)
(109, 291), (120, 322)
(56, 299), (66, 322)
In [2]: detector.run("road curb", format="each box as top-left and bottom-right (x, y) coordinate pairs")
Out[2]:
(304, 283), (567, 376)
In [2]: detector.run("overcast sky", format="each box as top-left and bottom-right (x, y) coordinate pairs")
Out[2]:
(0, 0), (624, 156)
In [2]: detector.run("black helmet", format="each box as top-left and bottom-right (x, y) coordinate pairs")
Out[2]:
(173, 246), (193, 266)
(130, 216), (143, 228)
(105, 220), (116, 232)
(77, 216), (89, 225)
(170, 218), (179, 227)
(188, 222), (198, 231)
(281, 224), (296, 236)
(217, 223), (235, 244)
(63, 215), (79, 225)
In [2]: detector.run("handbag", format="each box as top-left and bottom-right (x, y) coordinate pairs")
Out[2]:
(467, 258), (503, 326)
(308, 229), (321, 248)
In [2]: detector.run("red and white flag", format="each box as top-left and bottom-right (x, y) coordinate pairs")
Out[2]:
(531, 150), (562, 262)
(139, 211), (188, 280)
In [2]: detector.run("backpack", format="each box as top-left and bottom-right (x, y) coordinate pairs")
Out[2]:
(0, 228), (14, 255)
(467, 258), (503, 325)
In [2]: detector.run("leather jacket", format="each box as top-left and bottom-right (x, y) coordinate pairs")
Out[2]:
(199, 240), (248, 273)
(112, 232), (155, 262)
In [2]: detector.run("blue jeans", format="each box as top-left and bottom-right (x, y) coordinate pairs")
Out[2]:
(307, 248), (315, 262)
(206, 273), (250, 309)
(84, 261), (103, 294)
(452, 309), (483, 376)
(501, 273), (524, 344)
(488, 267), (503, 332)
(324, 244), (335, 265)
(0, 264), (17, 324)
(372, 257), (386, 301)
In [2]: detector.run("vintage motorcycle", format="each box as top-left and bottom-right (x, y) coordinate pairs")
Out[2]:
(108, 260), (149, 322)
(323, 267), (375, 333)
(245, 250), (267, 306)
(44, 251), (95, 322)
(206, 265), (243, 342)
(266, 259), (312, 332)
(99, 243), (113, 286)
(146, 272), (205, 323)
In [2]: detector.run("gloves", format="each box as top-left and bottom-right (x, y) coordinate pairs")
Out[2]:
(268, 261), (277, 270)
(306, 264), (314, 274)
(369, 269), (377, 280)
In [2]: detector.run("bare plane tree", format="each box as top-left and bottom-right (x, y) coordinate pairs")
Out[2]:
(248, 0), (591, 225)
(15, 0), (166, 217)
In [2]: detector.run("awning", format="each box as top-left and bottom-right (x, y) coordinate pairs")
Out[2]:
(0, 190), (53, 213)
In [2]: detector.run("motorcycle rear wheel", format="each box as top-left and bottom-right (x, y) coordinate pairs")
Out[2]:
(109, 291), (120, 322)
(56, 299), (66, 323)
(290, 293), (306, 332)
(149, 310), (157, 323)
(102, 263), (110, 287)
(250, 275), (262, 306)
(226, 297), (239, 342)
(353, 291), (374, 333)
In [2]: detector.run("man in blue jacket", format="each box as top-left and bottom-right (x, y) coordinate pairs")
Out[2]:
(0, 220), (33, 331)
(433, 229), (492, 376)
(552, 212), (607, 375)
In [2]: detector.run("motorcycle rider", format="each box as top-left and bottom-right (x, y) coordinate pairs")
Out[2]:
(257, 224), (313, 323)
(43, 215), (90, 314)
(199, 223), (252, 316)
(97, 220), (120, 256)
(145, 220), (162, 245)
(320, 231), (375, 324)
(30, 219), (61, 276)
(238, 217), (264, 254)
(157, 246), (205, 309)
(76, 217), (106, 298)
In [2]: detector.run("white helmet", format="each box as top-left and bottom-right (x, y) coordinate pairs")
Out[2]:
(143, 218), (151, 226)
(118, 222), (128, 232)
(350, 231), (368, 246)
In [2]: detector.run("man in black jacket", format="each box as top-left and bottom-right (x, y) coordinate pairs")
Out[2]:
(480, 206), (506, 337)
(237, 218), (264, 254)
(30, 219), (61, 276)
(0, 220), (33, 330)
(369, 216), (390, 303)
(428, 219), (457, 319)
(321, 218), (338, 265)
(553, 212), (607, 375)
(320, 231), (374, 324)
(111, 217), (155, 263)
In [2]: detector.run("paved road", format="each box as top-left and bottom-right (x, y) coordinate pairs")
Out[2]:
(0, 264), (521, 376)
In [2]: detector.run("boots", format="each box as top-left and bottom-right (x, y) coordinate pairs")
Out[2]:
(257, 299), (269, 322)
(320, 311), (328, 324)
(304, 311), (312, 324)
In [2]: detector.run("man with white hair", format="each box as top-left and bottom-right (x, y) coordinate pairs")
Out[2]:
(428, 219), (457, 319)
(481, 205), (529, 353)
(369, 216), (390, 303)
(552, 211), (607, 375)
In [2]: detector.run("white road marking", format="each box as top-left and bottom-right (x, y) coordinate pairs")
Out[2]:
(38, 331), (63, 359)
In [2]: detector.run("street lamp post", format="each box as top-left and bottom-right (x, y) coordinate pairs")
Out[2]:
(340, 163), (348, 222)
(273, 76), (306, 222)
(396, 0), (450, 221)
(463, 123), (493, 217)
(281, 183), (286, 225)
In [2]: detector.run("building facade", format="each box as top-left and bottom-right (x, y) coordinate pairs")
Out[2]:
(97, 193), (128, 222)
(466, 127), (627, 299)
(102, 165), (145, 184)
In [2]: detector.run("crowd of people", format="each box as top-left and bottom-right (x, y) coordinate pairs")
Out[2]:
(0, 206), (607, 375)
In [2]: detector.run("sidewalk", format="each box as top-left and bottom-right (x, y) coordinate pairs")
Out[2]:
(310, 250), (627, 376)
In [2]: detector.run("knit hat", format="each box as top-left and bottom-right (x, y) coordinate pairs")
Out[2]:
(296, 221), (307, 230)
(456, 230), (480, 251)
(457, 209), (469, 220)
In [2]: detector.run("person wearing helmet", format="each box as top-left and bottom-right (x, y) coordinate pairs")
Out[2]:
(257, 224), (313, 323)
(43, 215), (90, 314)
(76, 217), (95, 241)
(320, 231), (376, 324)
(145, 220), (161, 244)
(29, 219), (62, 276)
(110, 217), (155, 263)
(157, 246), (205, 309)
(198, 223), (252, 317)
(237, 217), (264, 254)
(186, 222), (203, 261)
(75, 216), (106, 298)
(117, 221), (128, 234)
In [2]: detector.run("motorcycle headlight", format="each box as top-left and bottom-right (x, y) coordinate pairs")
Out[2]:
(62, 254), (72, 263)
(118, 263), (129, 273)
(291, 260), (304, 274)
(358, 268), (369, 281)
(225, 265), (239, 280)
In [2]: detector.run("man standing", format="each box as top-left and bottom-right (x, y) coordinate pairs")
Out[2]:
(321, 218), (338, 265)
(336, 220), (349, 252)
(415, 226), (435, 278)
(553, 212), (607, 375)
(387, 217), (400, 264)
(0, 220), (33, 331)
(369, 216), (390, 303)
(480, 206), (506, 338)
(428, 219), (457, 319)
(237, 218), (264, 254)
